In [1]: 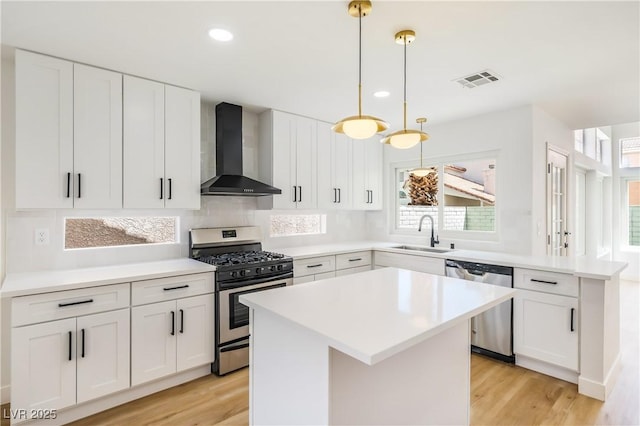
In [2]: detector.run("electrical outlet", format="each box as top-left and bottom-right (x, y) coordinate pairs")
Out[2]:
(35, 228), (50, 245)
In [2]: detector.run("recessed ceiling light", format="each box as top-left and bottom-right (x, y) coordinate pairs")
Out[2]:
(208, 28), (233, 42)
(374, 91), (390, 98)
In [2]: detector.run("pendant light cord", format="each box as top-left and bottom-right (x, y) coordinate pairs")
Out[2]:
(358, 7), (362, 117)
(420, 121), (424, 168)
(403, 38), (407, 131)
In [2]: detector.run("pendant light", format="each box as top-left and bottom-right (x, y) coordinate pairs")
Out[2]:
(333, 1), (388, 139)
(381, 30), (428, 149)
(411, 117), (433, 176)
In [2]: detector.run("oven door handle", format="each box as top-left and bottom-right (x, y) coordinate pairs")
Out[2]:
(218, 272), (293, 290)
(220, 341), (250, 352)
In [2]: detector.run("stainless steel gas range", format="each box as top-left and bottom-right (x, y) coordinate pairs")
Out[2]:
(189, 226), (293, 375)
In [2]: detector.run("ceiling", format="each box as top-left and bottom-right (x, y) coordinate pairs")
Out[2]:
(2, 1), (639, 131)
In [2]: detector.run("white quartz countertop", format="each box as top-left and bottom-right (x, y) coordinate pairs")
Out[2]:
(241, 267), (515, 365)
(1, 258), (216, 298)
(271, 241), (627, 280)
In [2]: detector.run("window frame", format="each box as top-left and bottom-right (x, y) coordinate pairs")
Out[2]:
(389, 150), (500, 242)
(620, 176), (640, 251)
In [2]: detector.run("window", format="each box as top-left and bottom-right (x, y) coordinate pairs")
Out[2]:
(574, 130), (584, 153)
(620, 137), (640, 168)
(395, 157), (497, 234)
(65, 217), (178, 249)
(626, 180), (640, 247)
(270, 214), (326, 237)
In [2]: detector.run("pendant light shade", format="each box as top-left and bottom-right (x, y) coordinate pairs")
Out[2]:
(411, 117), (432, 176)
(333, 1), (388, 140)
(381, 30), (428, 149)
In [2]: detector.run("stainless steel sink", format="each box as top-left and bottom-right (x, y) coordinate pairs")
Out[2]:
(391, 245), (453, 253)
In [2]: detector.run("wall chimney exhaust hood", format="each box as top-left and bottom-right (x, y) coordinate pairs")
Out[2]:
(201, 102), (281, 196)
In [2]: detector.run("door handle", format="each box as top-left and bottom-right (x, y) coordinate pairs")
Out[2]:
(66, 172), (71, 198)
(68, 331), (72, 361)
(570, 308), (575, 332)
(81, 328), (86, 358)
(77, 173), (82, 198)
(168, 178), (172, 200)
(170, 311), (175, 336)
(293, 186), (297, 202)
(333, 188), (337, 203)
(160, 178), (164, 200)
(338, 188), (341, 203)
(179, 309), (184, 334)
(298, 186), (302, 202)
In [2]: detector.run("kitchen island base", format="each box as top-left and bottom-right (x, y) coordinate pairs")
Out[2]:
(249, 308), (470, 425)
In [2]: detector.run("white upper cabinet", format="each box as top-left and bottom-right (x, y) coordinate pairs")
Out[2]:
(123, 75), (165, 209)
(73, 64), (123, 209)
(15, 49), (74, 209)
(258, 110), (317, 210)
(352, 136), (383, 210)
(123, 77), (201, 209)
(317, 121), (352, 210)
(164, 85), (201, 209)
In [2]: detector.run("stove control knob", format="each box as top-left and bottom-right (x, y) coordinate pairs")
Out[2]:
(230, 271), (237, 278)
(240, 270), (246, 277)
(277, 264), (283, 271)
(256, 267), (262, 274)
(269, 265), (276, 272)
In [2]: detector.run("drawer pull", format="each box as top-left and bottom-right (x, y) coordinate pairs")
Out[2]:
(348, 258), (363, 262)
(570, 308), (575, 332)
(163, 285), (190, 291)
(530, 278), (557, 285)
(306, 264), (324, 268)
(58, 299), (94, 308)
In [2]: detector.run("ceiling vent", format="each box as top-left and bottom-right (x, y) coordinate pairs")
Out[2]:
(455, 70), (500, 89)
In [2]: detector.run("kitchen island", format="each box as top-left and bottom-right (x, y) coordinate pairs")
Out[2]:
(240, 267), (515, 425)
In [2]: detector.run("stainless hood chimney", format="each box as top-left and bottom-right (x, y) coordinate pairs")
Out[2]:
(200, 102), (281, 196)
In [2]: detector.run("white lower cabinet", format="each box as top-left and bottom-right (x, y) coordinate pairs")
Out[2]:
(11, 308), (130, 417)
(131, 294), (214, 386)
(514, 289), (578, 371)
(373, 251), (445, 276)
(293, 251), (373, 284)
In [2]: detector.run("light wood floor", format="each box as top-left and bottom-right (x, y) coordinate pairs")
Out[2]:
(3, 280), (638, 425)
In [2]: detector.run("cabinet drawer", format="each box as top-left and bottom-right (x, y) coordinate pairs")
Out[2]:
(132, 273), (214, 306)
(335, 251), (371, 270)
(293, 256), (335, 277)
(12, 283), (130, 327)
(514, 268), (578, 297)
(335, 265), (371, 277)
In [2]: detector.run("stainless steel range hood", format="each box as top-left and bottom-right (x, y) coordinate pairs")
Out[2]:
(201, 102), (281, 196)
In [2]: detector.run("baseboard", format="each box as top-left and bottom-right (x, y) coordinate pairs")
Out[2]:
(8, 365), (211, 425)
(516, 355), (578, 384)
(1, 385), (9, 405)
(578, 353), (622, 402)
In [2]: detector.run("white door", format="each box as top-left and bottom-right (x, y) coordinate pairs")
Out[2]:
(514, 289), (578, 370)
(351, 138), (369, 209)
(11, 318), (77, 414)
(165, 85), (201, 209)
(15, 49), (74, 209)
(295, 116), (318, 209)
(73, 64), (123, 209)
(365, 139), (383, 210)
(131, 301), (177, 385)
(547, 147), (570, 255)
(316, 122), (336, 209)
(271, 111), (297, 209)
(176, 294), (215, 371)
(123, 75), (165, 209)
(76, 309), (130, 403)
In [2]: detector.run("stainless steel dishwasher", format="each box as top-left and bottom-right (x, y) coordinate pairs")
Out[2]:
(445, 259), (515, 363)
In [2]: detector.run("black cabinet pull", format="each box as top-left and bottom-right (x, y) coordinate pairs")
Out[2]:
(293, 186), (297, 202)
(81, 328), (86, 358)
(168, 178), (172, 200)
(77, 173), (82, 198)
(338, 188), (341, 203)
(307, 264), (323, 268)
(570, 308), (575, 332)
(58, 299), (94, 308)
(348, 258), (363, 262)
(160, 178), (164, 199)
(531, 279), (558, 285)
(68, 331), (72, 361)
(66, 172), (71, 198)
(298, 186), (302, 202)
(170, 311), (175, 336)
(179, 309), (184, 334)
(163, 284), (189, 291)
(333, 188), (337, 203)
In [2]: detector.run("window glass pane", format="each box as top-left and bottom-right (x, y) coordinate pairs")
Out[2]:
(397, 166), (439, 230)
(628, 180), (640, 246)
(620, 137), (640, 168)
(574, 130), (584, 153)
(270, 214), (326, 237)
(65, 217), (177, 249)
(443, 160), (496, 231)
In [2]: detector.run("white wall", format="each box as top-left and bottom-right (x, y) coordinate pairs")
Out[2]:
(366, 105), (535, 255)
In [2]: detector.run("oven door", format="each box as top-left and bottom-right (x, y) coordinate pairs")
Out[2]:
(218, 275), (292, 344)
